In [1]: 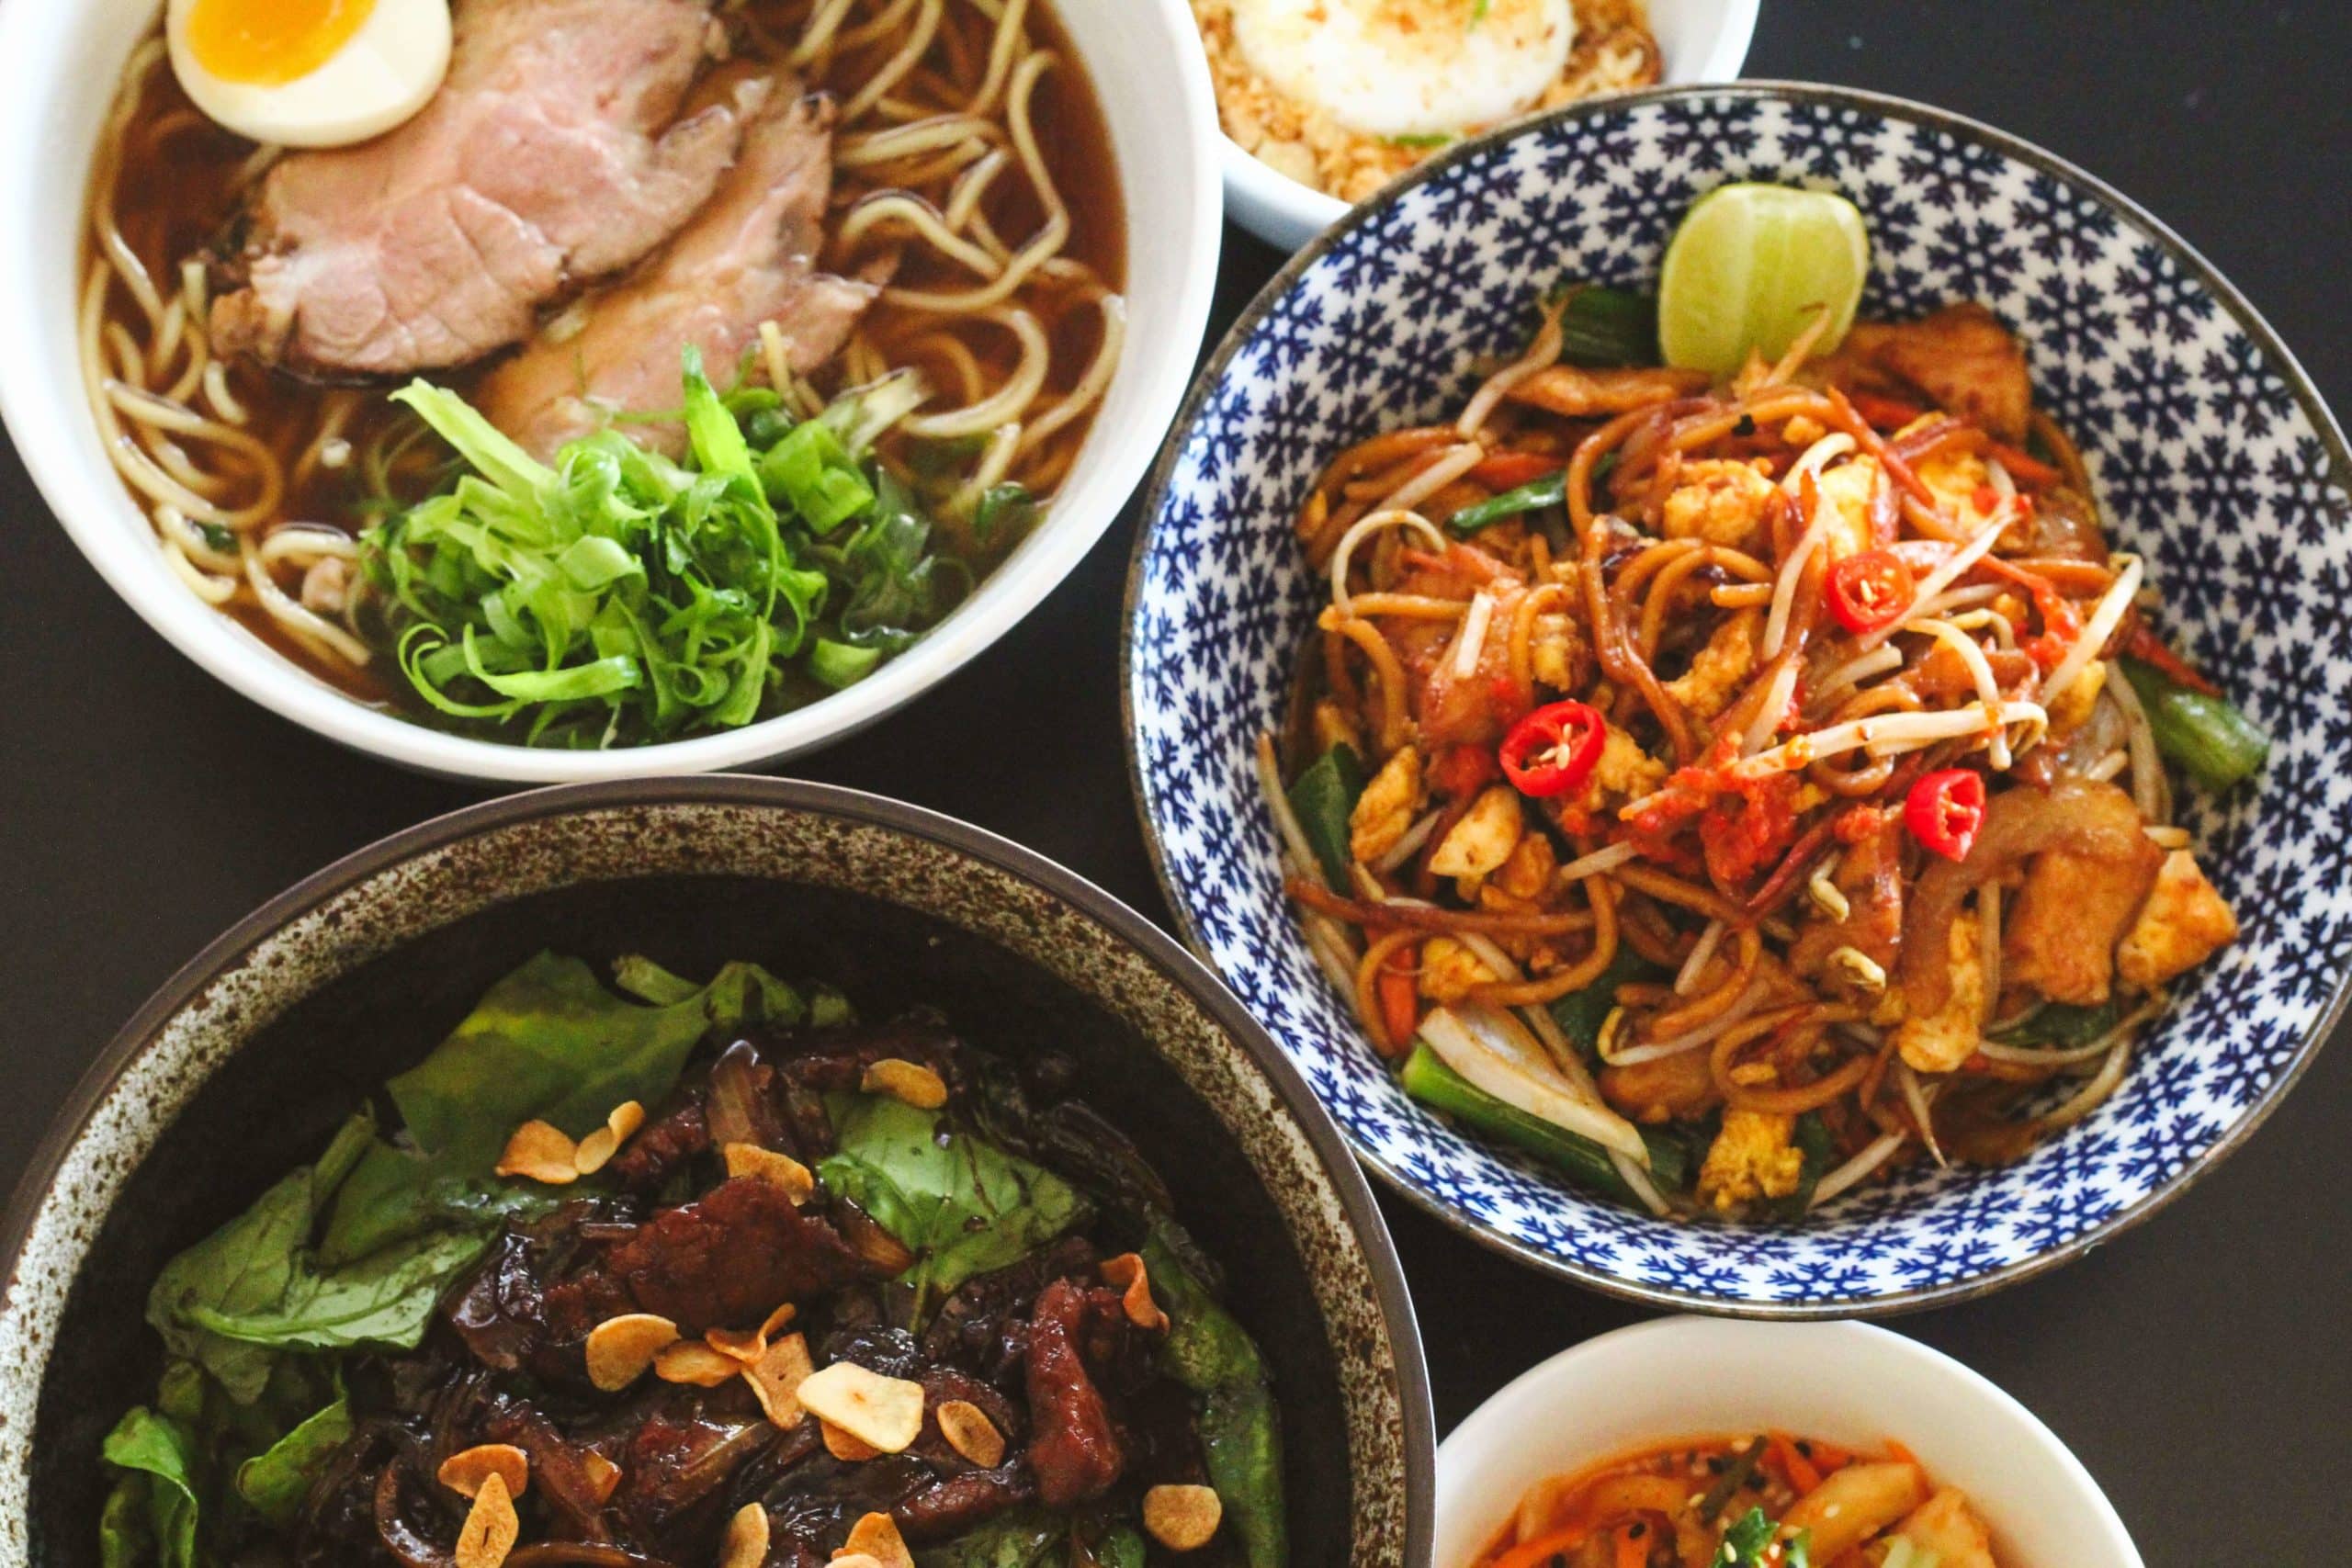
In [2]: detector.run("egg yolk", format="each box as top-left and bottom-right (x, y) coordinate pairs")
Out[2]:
(185, 0), (378, 85)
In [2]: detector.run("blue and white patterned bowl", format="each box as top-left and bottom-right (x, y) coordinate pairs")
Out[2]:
(1123, 84), (2352, 1314)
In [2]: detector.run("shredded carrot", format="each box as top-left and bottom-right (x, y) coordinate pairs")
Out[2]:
(1985, 439), (2063, 487)
(1378, 946), (1420, 1050)
(1884, 1438), (1923, 1469)
(1770, 1431), (1823, 1495)
(1613, 1526), (1647, 1568)
(1491, 1524), (1591, 1568)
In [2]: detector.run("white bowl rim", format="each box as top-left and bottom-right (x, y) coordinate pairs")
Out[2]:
(1213, 0), (1763, 248)
(1436, 1315), (2144, 1568)
(1120, 79), (2352, 1316)
(0, 0), (1222, 784)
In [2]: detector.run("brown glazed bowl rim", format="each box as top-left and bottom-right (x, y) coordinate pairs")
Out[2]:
(0, 774), (1435, 1566)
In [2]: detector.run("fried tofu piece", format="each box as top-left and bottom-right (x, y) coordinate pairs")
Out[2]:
(1696, 1111), (1804, 1212)
(1348, 746), (1423, 866)
(1506, 363), (1710, 418)
(1895, 912), (1984, 1074)
(1429, 785), (1522, 881)
(2005, 840), (2165, 1006)
(2117, 850), (2239, 989)
(1660, 458), (1778, 549)
(1841, 302), (2031, 442)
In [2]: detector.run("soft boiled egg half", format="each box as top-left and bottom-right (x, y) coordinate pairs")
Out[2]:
(1229, 0), (1576, 140)
(168, 0), (452, 148)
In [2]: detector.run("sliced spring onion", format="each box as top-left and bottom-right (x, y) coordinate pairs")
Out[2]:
(2119, 657), (2270, 793)
(1446, 473), (1566, 534)
(1418, 1006), (1649, 1161)
(1400, 1044), (1690, 1201)
(1554, 285), (1660, 367)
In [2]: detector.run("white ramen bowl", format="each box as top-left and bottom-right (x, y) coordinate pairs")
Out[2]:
(1216, 0), (1758, 252)
(0, 0), (1221, 784)
(1438, 1317), (2144, 1568)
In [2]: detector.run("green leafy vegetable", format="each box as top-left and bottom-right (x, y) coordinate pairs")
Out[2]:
(1387, 131), (1453, 149)
(1762, 1111), (1835, 1222)
(356, 351), (955, 746)
(99, 1408), (203, 1568)
(1447, 473), (1566, 535)
(232, 1394), (351, 1526)
(1285, 744), (1365, 887)
(1142, 1224), (1287, 1568)
(1717, 1506), (1777, 1565)
(146, 1112), (379, 1402)
(911, 1511), (1063, 1567)
(1988, 998), (2121, 1050)
(1401, 1043), (1690, 1199)
(98, 1477), (152, 1568)
(322, 953), (800, 1261)
(1782, 1528), (1815, 1568)
(1547, 948), (1667, 1056)
(2119, 657), (2269, 792)
(820, 1095), (1091, 1318)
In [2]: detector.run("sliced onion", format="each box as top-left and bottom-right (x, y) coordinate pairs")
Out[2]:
(1420, 1006), (1648, 1161)
(1810, 1129), (1909, 1208)
(1601, 980), (1767, 1067)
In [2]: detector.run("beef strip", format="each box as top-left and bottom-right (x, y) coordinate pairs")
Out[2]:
(1023, 1278), (1126, 1507)
(893, 1462), (1040, 1544)
(607, 1173), (877, 1332)
(478, 75), (882, 458)
(211, 0), (740, 376)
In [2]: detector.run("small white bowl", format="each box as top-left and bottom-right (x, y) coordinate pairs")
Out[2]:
(1437, 1317), (2143, 1568)
(1218, 0), (1760, 252)
(0, 0), (1221, 784)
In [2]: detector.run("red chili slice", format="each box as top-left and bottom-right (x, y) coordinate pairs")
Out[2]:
(1498, 700), (1606, 798)
(1905, 769), (1987, 862)
(1824, 548), (1917, 636)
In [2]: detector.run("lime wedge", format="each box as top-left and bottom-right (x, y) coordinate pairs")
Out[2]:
(1657, 183), (1871, 376)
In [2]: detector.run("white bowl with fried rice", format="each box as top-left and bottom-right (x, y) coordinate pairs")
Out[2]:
(1200, 0), (1758, 252)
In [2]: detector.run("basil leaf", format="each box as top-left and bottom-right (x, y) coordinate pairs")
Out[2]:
(146, 1112), (378, 1402)
(818, 1096), (1090, 1317)
(98, 1408), (202, 1568)
(322, 953), (801, 1261)
(234, 1393), (352, 1526)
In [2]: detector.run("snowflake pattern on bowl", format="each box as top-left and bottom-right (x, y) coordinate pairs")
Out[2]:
(1125, 86), (2352, 1313)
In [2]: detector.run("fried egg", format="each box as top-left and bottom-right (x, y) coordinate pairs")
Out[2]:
(1229, 0), (1575, 140)
(168, 0), (452, 148)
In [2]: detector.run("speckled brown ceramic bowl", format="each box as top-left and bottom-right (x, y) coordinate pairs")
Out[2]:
(0, 777), (1433, 1566)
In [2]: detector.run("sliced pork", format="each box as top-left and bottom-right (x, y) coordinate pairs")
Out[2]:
(211, 0), (741, 376)
(476, 78), (883, 459)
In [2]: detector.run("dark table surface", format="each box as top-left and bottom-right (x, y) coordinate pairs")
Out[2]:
(5, 2), (2346, 1562)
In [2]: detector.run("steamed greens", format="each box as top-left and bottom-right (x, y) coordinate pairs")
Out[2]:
(105, 954), (807, 1561)
(356, 351), (971, 746)
(99, 954), (1289, 1568)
